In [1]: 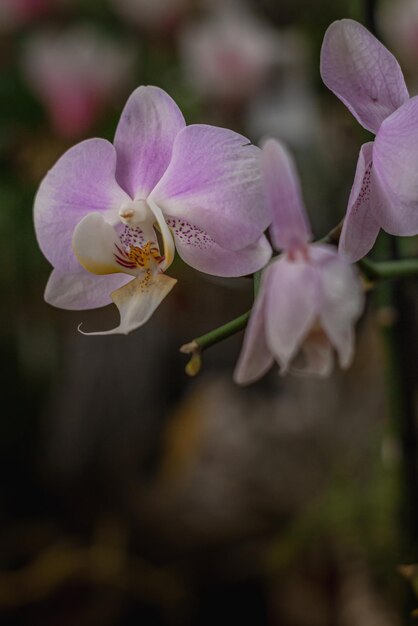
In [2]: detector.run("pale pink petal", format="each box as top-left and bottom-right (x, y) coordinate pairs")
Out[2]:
(233, 273), (274, 385)
(34, 138), (129, 273)
(45, 268), (131, 310)
(312, 245), (364, 369)
(167, 218), (272, 276)
(262, 138), (311, 252)
(114, 85), (185, 199)
(150, 125), (269, 250)
(265, 256), (318, 373)
(320, 19), (409, 133)
(79, 273), (177, 335)
(372, 96), (418, 235)
(339, 142), (380, 262)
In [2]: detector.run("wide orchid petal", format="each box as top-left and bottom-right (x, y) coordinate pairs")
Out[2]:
(114, 86), (185, 199)
(34, 138), (129, 273)
(45, 268), (130, 310)
(372, 96), (418, 235)
(320, 19), (409, 133)
(150, 124), (270, 251)
(312, 245), (364, 369)
(233, 275), (274, 385)
(265, 257), (318, 374)
(262, 138), (311, 252)
(79, 273), (177, 335)
(168, 218), (272, 276)
(339, 142), (380, 262)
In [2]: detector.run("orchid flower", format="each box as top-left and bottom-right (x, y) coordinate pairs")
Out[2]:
(34, 86), (272, 335)
(180, 4), (280, 103)
(321, 19), (418, 262)
(22, 27), (135, 138)
(110, 0), (189, 33)
(234, 139), (364, 384)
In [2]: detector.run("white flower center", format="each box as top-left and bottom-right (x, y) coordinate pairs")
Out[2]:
(119, 199), (154, 227)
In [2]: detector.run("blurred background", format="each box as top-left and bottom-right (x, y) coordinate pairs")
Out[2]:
(0, 0), (417, 624)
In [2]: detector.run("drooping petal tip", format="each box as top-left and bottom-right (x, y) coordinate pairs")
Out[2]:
(261, 138), (311, 252)
(78, 272), (177, 335)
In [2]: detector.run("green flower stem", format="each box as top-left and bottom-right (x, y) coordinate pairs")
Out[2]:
(180, 311), (250, 377)
(359, 257), (418, 280)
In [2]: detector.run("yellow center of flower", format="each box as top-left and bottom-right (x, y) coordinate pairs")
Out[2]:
(114, 241), (163, 271)
(128, 242), (162, 268)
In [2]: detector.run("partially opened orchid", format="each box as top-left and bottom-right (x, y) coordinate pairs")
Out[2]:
(34, 86), (271, 335)
(321, 19), (418, 262)
(234, 139), (364, 384)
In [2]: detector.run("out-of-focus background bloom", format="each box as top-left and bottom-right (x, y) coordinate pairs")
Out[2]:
(0, 0), (52, 31)
(0, 0), (417, 625)
(22, 26), (136, 137)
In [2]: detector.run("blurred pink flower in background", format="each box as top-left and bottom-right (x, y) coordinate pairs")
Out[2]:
(21, 26), (136, 138)
(380, 0), (418, 76)
(110, 0), (189, 33)
(180, 3), (280, 103)
(245, 30), (320, 150)
(0, 0), (51, 30)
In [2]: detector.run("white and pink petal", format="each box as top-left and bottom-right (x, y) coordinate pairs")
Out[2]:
(265, 257), (318, 374)
(34, 138), (129, 273)
(339, 142), (380, 262)
(320, 19), (409, 134)
(372, 96), (418, 235)
(168, 218), (272, 277)
(262, 138), (311, 252)
(233, 275), (274, 385)
(114, 85), (185, 199)
(72, 212), (139, 276)
(45, 267), (131, 310)
(150, 124), (270, 251)
(312, 244), (364, 369)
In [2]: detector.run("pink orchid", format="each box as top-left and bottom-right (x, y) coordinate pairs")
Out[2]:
(234, 139), (364, 384)
(180, 5), (279, 103)
(22, 27), (135, 138)
(321, 19), (418, 262)
(110, 0), (189, 33)
(34, 86), (272, 335)
(380, 0), (418, 74)
(0, 0), (51, 30)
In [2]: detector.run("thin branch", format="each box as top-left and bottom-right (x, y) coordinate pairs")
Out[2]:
(180, 311), (250, 376)
(359, 257), (418, 281)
